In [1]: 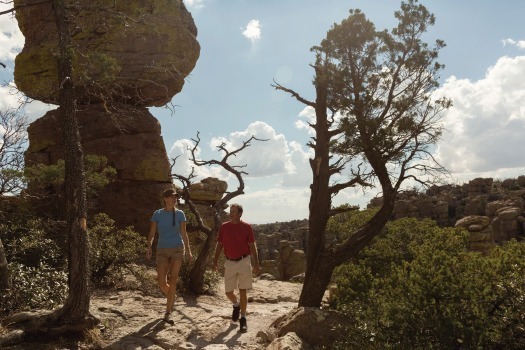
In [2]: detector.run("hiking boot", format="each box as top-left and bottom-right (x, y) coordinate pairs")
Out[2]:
(163, 311), (174, 325)
(232, 305), (240, 322)
(239, 317), (248, 333)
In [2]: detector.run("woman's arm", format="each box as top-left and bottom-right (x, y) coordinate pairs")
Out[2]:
(146, 221), (157, 260)
(180, 221), (193, 261)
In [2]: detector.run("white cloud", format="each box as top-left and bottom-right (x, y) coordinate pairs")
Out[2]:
(433, 55), (525, 176)
(239, 187), (310, 224)
(0, 84), (54, 121)
(280, 141), (312, 187)
(209, 121), (297, 177)
(294, 106), (315, 135)
(242, 19), (261, 44)
(502, 38), (525, 49)
(168, 138), (225, 183)
(167, 121), (313, 193)
(182, 0), (205, 10)
(0, 5), (24, 63)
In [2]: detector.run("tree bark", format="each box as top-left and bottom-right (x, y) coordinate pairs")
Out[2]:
(0, 238), (11, 291)
(51, 0), (93, 325)
(188, 228), (218, 294)
(298, 67), (333, 307)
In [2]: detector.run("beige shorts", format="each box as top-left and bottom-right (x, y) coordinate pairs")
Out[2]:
(156, 246), (184, 265)
(224, 255), (253, 292)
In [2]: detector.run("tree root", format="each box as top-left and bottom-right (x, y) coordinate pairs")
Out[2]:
(1, 309), (100, 347)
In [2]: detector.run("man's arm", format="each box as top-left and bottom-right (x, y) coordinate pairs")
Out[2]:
(213, 241), (224, 271)
(249, 242), (260, 275)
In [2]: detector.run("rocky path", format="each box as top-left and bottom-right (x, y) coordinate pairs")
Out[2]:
(93, 278), (302, 349)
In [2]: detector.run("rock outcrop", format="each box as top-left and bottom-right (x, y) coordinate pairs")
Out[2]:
(370, 176), (525, 253)
(255, 222), (308, 281)
(266, 307), (351, 349)
(252, 176), (525, 278)
(14, 0), (199, 107)
(16, 0), (200, 234)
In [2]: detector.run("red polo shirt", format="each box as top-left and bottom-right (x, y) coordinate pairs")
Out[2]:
(217, 220), (255, 259)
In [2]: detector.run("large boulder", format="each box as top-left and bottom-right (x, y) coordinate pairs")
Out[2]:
(25, 104), (172, 234)
(14, 0), (200, 107)
(267, 307), (351, 348)
(266, 332), (312, 350)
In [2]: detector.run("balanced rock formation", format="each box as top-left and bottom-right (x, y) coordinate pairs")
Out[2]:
(25, 104), (174, 234)
(16, 0), (200, 233)
(14, 0), (199, 107)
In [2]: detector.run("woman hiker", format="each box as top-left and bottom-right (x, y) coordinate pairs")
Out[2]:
(146, 187), (193, 322)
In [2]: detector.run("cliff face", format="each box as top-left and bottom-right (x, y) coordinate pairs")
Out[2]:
(16, 0), (200, 234)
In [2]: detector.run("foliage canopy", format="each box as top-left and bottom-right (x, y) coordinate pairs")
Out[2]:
(331, 217), (525, 349)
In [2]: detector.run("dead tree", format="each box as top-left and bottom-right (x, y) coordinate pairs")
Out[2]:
(170, 132), (266, 294)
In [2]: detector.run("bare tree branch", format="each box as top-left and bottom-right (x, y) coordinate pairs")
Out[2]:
(0, 0), (50, 16)
(272, 80), (316, 108)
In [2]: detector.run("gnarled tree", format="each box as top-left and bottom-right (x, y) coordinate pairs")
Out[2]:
(170, 132), (266, 294)
(273, 0), (451, 307)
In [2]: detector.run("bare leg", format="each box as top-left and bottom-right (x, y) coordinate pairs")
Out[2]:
(156, 260), (170, 295)
(225, 290), (238, 305)
(239, 289), (247, 316)
(166, 259), (183, 313)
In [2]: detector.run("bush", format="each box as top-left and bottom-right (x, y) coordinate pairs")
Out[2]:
(2, 218), (66, 269)
(89, 213), (145, 286)
(0, 212), (69, 316)
(178, 256), (221, 294)
(1, 262), (68, 316)
(331, 217), (525, 349)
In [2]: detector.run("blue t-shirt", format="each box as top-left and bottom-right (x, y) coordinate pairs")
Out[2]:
(151, 209), (186, 249)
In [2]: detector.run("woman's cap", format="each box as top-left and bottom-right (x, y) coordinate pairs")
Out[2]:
(162, 188), (180, 198)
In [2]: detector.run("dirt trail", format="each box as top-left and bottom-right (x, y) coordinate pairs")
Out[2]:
(94, 278), (302, 349)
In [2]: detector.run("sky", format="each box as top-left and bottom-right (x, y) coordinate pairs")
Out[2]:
(2, 1), (525, 224)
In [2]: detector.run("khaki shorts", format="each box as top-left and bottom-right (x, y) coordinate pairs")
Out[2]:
(156, 246), (184, 265)
(224, 255), (252, 292)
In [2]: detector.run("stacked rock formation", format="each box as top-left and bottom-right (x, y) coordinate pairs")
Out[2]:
(370, 176), (525, 254)
(255, 221), (309, 280)
(254, 176), (525, 279)
(15, 0), (200, 234)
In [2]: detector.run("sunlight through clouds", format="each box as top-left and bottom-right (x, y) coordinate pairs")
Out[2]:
(294, 106), (315, 135)
(242, 19), (261, 44)
(209, 121), (296, 177)
(433, 55), (525, 176)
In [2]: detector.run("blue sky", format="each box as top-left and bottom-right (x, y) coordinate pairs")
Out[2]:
(2, 1), (525, 224)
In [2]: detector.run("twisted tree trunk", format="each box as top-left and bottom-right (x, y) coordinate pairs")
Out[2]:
(0, 238), (10, 291)
(50, 0), (94, 326)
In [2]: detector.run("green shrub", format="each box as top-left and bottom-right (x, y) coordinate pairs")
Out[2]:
(24, 154), (116, 198)
(1, 262), (68, 316)
(88, 213), (145, 285)
(331, 217), (525, 349)
(2, 218), (66, 269)
(178, 253), (221, 294)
